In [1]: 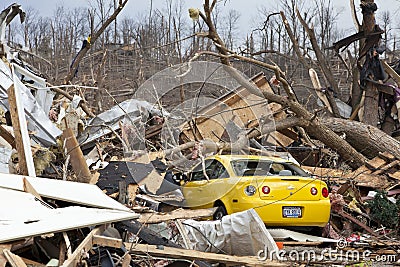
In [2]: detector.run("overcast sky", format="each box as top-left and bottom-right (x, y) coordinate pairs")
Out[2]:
(2, 0), (400, 39)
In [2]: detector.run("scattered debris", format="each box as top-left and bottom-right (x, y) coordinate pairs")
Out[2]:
(1, 1), (400, 266)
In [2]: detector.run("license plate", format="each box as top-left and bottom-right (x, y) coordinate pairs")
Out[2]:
(282, 207), (302, 218)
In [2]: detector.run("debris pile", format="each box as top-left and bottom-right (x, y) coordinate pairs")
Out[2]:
(1, 2), (400, 267)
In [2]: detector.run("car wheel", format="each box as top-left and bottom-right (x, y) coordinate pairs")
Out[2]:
(213, 205), (227, 220)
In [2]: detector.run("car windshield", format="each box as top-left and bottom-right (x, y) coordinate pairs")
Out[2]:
(231, 160), (272, 176)
(231, 159), (309, 177)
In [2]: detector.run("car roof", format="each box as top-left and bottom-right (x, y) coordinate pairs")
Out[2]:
(208, 154), (290, 163)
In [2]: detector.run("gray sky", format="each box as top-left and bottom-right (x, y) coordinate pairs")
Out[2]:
(2, 0), (400, 39)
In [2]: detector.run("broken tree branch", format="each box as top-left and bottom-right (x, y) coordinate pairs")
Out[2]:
(50, 86), (95, 117)
(350, 0), (361, 31)
(280, 11), (309, 69)
(295, 7), (341, 118)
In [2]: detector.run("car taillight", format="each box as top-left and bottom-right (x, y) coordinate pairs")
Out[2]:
(310, 187), (318, 195)
(262, 186), (270, 194)
(322, 187), (329, 198)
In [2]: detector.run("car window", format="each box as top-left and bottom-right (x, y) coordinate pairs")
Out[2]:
(231, 160), (272, 176)
(190, 159), (229, 181)
(270, 162), (309, 177)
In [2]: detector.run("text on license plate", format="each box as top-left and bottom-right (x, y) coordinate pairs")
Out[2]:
(282, 206), (302, 218)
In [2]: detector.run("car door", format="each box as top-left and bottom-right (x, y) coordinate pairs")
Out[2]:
(182, 159), (231, 208)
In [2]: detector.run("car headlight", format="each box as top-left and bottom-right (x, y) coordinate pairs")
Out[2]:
(244, 185), (257, 196)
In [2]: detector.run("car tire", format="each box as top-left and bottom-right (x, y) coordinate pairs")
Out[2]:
(213, 204), (227, 220)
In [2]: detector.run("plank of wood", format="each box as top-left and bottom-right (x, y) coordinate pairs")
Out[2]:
(336, 182), (351, 195)
(0, 125), (15, 148)
(127, 184), (138, 205)
(175, 220), (191, 249)
(352, 165), (372, 176)
(353, 173), (389, 188)
(365, 156), (387, 170)
(388, 171), (400, 180)
(382, 61), (400, 85)
(62, 226), (105, 267)
(7, 85), (36, 176)
(309, 68), (332, 113)
(372, 160), (400, 175)
(3, 249), (27, 267)
(62, 128), (92, 183)
(0, 244), (12, 267)
(121, 253), (131, 267)
(378, 151), (396, 161)
(137, 208), (216, 224)
(92, 235), (122, 248)
(124, 243), (286, 266)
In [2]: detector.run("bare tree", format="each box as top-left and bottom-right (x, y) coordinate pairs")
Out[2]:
(221, 9), (240, 51)
(64, 0), (128, 85)
(379, 10), (391, 58)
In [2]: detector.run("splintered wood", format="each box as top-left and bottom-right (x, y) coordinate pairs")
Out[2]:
(62, 128), (93, 183)
(125, 243), (287, 267)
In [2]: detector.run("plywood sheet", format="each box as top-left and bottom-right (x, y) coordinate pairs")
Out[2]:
(0, 188), (138, 243)
(0, 174), (130, 211)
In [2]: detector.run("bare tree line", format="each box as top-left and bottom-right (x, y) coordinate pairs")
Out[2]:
(4, 0), (400, 113)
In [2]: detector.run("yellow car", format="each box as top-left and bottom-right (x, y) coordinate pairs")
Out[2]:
(182, 155), (330, 228)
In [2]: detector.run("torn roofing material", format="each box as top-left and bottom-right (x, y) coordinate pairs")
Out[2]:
(0, 173), (131, 212)
(0, 60), (62, 146)
(0, 188), (138, 243)
(0, 4), (25, 45)
(78, 99), (164, 150)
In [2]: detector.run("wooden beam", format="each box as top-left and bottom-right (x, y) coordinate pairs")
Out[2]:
(62, 128), (92, 183)
(372, 160), (400, 175)
(7, 85), (36, 176)
(62, 226), (105, 267)
(92, 235), (122, 248)
(138, 208), (216, 224)
(309, 68), (332, 113)
(382, 61), (400, 85)
(124, 243), (286, 266)
(3, 249), (27, 267)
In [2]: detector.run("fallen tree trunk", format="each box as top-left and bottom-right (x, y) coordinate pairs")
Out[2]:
(324, 118), (400, 159)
